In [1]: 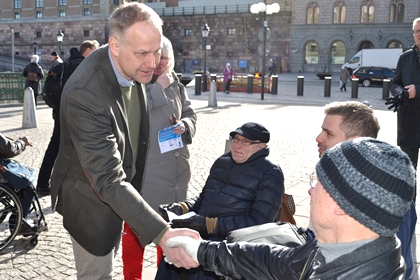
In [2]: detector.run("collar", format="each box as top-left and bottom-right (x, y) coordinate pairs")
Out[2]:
(108, 48), (134, 87)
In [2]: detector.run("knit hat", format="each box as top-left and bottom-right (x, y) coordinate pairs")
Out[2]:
(230, 122), (270, 143)
(51, 51), (57, 56)
(316, 138), (415, 237)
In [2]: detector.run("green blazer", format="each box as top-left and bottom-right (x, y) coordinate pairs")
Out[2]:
(51, 45), (167, 256)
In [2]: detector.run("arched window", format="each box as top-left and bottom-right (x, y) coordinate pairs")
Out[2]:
(305, 41), (319, 64)
(331, 41), (346, 64)
(307, 2), (320, 24)
(361, 1), (375, 23)
(388, 41), (403, 48)
(358, 41), (374, 51)
(389, 0), (405, 23)
(333, 2), (346, 24)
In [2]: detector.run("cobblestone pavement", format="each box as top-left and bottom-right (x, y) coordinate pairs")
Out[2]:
(0, 73), (419, 279)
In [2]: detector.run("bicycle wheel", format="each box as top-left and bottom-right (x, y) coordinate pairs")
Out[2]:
(0, 184), (23, 251)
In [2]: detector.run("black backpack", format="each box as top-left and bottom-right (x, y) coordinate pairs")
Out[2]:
(42, 62), (70, 110)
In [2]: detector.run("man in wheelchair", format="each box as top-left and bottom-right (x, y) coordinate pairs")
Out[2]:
(0, 133), (42, 235)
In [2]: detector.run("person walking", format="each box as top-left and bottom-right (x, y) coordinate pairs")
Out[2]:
(22, 55), (44, 106)
(339, 66), (351, 91)
(223, 63), (235, 94)
(49, 51), (62, 70)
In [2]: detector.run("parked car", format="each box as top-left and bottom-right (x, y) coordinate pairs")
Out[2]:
(351, 66), (395, 87)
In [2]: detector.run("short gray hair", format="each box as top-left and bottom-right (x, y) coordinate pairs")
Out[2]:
(31, 55), (39, 63)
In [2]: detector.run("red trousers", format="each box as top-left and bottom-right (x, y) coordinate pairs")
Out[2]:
(122, 222), (163, 280)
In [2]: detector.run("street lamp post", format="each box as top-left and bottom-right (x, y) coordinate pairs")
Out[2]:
(250, 1), (280, 100)
(201, 23), (210, 92)
(33, 42), (37, 55)
(11, 28), (14, 72)
(56, 30), (64, 56)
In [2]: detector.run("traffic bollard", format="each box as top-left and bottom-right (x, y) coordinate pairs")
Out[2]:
(297, 76), (304, 96)
(247, 74), (253, 94)
(351, 78), (359, 98)
(208, 80), (217, 107)
(324, 76), (331, 97)
(195, 74), (202, 95)
(210, 74), (217, 82)
(22, 87), (38, 128)
(271, 75), (278, 95)
(382, 79), (391, 100)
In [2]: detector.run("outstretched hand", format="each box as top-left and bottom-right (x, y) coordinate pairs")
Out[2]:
(166, 236), (201, 263)
(159, 203), (183, 222)
(159, 228), (201, 269)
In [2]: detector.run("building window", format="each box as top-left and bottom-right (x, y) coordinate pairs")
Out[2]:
(306, 2), (320, 24)
(305, 40), (319, 64)
(14, 12), (20, 19)
(36, 31), (42, 38)
(14, 0), (21, 9)
(333, 2), (346, 24)
(112, 0), (119, 5)
(83, 8), (91, 16)
(227, 28), (235, 35)
(58, 0), (66, 5)
(331, 41), (345, 64)
(185, 29), (192, 36)
(35, 0), (43, 8)
(83, 0), (91, 4)
(59, 9), (66, 17)
(36, 10), (42, 18)
(388, 41), (403, 48)
(84, 30), (90, 37)
(14, 32), (20, 39)
(390, 0), (404, 23)
(361, 1), (375, 23)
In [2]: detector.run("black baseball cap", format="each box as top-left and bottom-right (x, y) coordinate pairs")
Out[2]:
(229, 122), (270, 143)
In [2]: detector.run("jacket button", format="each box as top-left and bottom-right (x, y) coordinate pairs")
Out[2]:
(175, 185), (179, 190)
(175, 152), (179, 157)
(127, 166), (132, 170)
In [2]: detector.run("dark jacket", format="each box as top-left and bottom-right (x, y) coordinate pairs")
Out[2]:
(50, 45), (168, 256)
(390, 45), (420, 147)
(0, 134), (26, 158)
(183, 148), (284, 238)
(22, 62), (44, 96)
(199, 237), (405, 280)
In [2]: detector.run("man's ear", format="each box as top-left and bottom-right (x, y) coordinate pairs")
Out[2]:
(109, 37), (119, 57)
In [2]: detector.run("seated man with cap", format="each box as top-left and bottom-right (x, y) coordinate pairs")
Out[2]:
(166, 138), (415, 279)
(156, 122), (285, 280)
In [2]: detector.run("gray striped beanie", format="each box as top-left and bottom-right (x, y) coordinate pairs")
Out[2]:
(316, 138), (415, 237)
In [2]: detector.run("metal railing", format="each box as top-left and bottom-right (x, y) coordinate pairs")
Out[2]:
(0, 73), (44, 103)
(153, 4), (252, 16)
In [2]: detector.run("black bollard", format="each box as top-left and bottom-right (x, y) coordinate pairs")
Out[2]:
(382, 79), (391, 100)
(247, 74), (253, 94)
(351, 78), (359, 98)
(271, 75), (278, 95)
(297, 76), (304, 96)
(195, 74), (202, 95)
(324, 77), (331, 97)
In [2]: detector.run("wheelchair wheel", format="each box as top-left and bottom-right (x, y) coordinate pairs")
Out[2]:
(0, 184), (23, 251)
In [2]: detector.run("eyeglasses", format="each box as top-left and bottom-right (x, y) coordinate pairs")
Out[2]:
(309, 172), (318, 188)
(231, 137), (261, 146)
(161, 56), (171, 61)
(413, 30), (420, 35)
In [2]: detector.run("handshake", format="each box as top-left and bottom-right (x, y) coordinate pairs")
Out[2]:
(385, 90), (409, 112)
(159, 203), (217, 235)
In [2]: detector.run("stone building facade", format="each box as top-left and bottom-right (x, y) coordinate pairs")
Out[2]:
(289, 0), (419, 74)
(0, 0), (418, 73)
